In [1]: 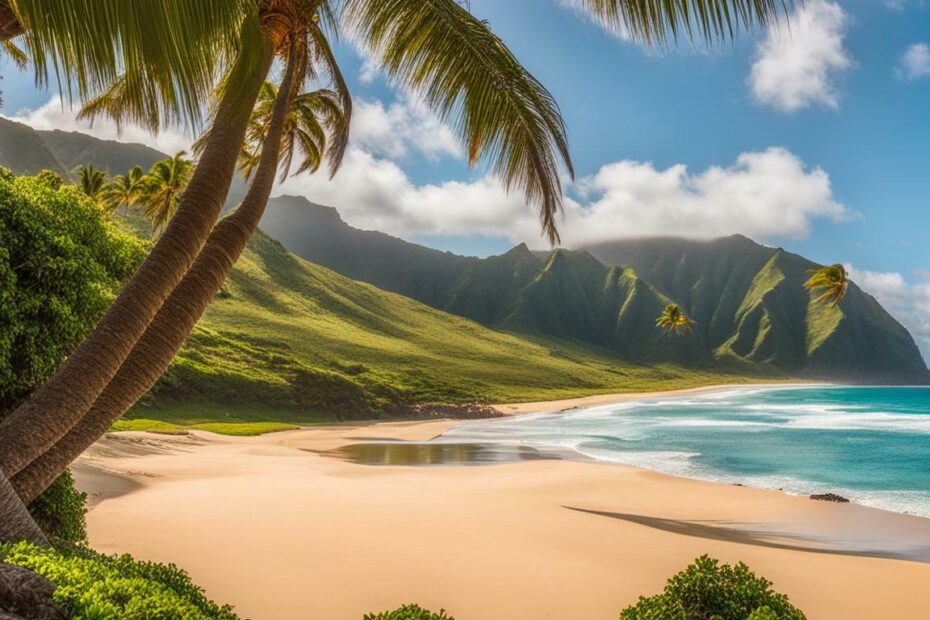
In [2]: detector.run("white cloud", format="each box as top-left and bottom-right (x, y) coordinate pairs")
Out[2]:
(351, 96), (462, 161)
(897, 43), (930, 80)
(749, 0), (853, 112)
(358, 58), (381, 85)
(2, 95), (193, 155)
(276, 146), (848, 250)
(846, 265), (930, 359)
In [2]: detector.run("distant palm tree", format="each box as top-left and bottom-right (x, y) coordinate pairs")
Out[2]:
(99, 165), (145, 215)
(139, 152), (194, 236)
(805, 264), (848, 308)
(234, 81), (347, 181)
(74, 164), (106, 201)
(656, 304), (696, 335)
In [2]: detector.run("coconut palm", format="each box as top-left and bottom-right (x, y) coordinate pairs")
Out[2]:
(0, 2), (276, 508)
(139, 152), (195, 236)
(805, 264), (848, 308)
(99, 165), (145, 215)
(234, 81), (346, 180)
(74, 164), (106, 200)
(0, 0), (790, 544)
(11, 54), (345, 505)
(656, 304), (696, 336)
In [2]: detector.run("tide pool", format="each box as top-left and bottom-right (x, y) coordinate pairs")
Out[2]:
(444, 386), (930, 517)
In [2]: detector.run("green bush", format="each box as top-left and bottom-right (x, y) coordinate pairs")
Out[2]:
(0, 168), (146, 541)
(620, 555), (806, 620)
(364, 604), (455, 620)
(0, 541), (239, 619)
(27, 471), (88, 544)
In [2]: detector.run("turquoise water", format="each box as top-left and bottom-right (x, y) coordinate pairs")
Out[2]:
(444, 386), (930, 517)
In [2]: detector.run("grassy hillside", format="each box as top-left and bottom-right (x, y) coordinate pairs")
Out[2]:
(129, 224), (760, 429)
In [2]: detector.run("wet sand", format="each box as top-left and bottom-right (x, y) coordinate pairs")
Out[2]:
(74, 412), (930, 620)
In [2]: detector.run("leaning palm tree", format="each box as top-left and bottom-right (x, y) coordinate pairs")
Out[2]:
(99, 165), (145, 215)
(11, 56), (348, 505)
(656, 304), (696, 336)
(74, 164), (106, 200)
(0, 1), (275, 512)
(805, 264), (848, 308)
(0, 0), (790, 544)
(139, 152), (195, 236)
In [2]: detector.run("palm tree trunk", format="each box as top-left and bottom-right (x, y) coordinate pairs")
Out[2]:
(0, 468), (46, 545)
(0, 36), (276, 480)
(11, 48), (301, 504)
(0, 2), (22, 41)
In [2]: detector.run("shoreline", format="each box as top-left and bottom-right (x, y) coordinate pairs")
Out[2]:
(74, 390), (930, 619)
(489, 381), (827, 416)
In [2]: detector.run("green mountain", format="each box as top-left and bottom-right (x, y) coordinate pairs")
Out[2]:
(37, 129), (166, 175)
(260, 197), (928, 383)
(0, 117), (69, 176)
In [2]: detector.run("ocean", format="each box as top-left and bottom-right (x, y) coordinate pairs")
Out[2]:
(444, 386), (930, 517)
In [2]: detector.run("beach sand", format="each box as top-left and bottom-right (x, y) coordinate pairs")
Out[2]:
(74, 390), (930, 620)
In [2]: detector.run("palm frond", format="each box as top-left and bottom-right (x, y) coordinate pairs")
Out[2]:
(804, 264), (848, 308)
(579, 0), (790, 46)
(1, 39), (26, 67)
(13, 0), (262, 131)
(344, 0), (573, 245)
(656, 304), (696, 335)
(308, 20), (351, 176)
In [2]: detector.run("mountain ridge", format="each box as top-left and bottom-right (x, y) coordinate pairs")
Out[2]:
(259, 195), (928, 383)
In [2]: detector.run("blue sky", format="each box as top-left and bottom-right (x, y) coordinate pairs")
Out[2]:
(2, 0), (930, 350)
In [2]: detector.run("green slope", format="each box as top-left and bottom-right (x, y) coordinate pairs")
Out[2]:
(130, 224), (758, 427)
(37, 129), (166, 176)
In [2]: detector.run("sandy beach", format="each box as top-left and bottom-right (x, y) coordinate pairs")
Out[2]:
(74, 388), (930, 620)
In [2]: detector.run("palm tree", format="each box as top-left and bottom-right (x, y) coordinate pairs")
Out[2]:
(74, 164), (106, 200)
(0, 0), (790, 543)
(656, 304), (696, 336)
(805, 264), (848, 308)
(234, 81), (346, 180)
(99, 165), (145, 215)
(0, 2), (276, 513)
(138, 152), (195, 236)
(11, 51), (345, 504)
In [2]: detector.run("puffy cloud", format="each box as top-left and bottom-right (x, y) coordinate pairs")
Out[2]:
(846, 266), (930, 359)
(276, 146), (848, 249)
(3, 95), (193, 155)
(896, 43), (930, 80)
(351, 96), (462, 161)
(749, 0), (853, 112)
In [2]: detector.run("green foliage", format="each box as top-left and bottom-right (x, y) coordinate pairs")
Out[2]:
(0, 169), (143, 538)
(139, 151), (194, 236)
(0, 541), (239, 620)
(0, 169), (146, 411)
(364, 604), (454, 620)
(619, 555), (806, 620)
(27, 471), (87, 545)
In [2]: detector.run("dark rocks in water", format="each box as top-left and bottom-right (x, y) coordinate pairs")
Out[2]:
(0, 563), (68, 620)
(810, 493), (850, 503)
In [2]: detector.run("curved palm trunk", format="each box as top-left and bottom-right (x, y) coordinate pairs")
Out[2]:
(0, 38), (276, 478)
(0, 468), (46, 545)
(12, 49), (300, 504)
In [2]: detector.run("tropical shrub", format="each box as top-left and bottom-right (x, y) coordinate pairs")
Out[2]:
(620, 555), (805, 620)
(0, 541), (238, 619)
(364, 604), (455, 620)
(0, 167), (146, 540)
(27, 471), (88, 545)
